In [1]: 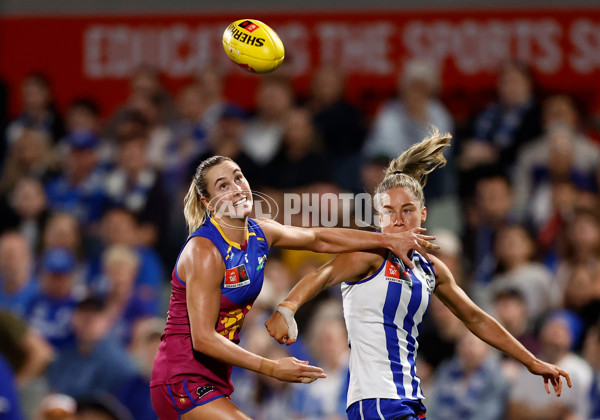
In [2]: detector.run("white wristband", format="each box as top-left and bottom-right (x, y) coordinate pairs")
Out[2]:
(276, 305), (298, 341)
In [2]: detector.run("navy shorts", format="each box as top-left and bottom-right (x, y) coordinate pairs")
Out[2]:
(347, 398), (426, 420)
(150, 379), (227, 420)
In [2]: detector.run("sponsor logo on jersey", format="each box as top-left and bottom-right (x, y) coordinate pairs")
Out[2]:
(224, 264), (250, 288)
(424, 275), (435, 294)
(238, 20), (260, 32)
(385, 260), (412, 287)
(257, 255), (267, 270)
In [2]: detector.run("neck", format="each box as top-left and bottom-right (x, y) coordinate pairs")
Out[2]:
(212, 215), (248, 246)
(503, 258), (527, 270)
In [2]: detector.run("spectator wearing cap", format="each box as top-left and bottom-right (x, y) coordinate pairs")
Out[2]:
(45, 131), (108, 227)
(25, 247), (80, 349)
(60, 98), (115, 172)
(507, 311), (593, 420)
(46, 297), (136, 399)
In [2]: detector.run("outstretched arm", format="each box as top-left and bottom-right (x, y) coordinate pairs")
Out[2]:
(182, 237), (326, 384)
(265, 251), (382, 345)
(430, 254), (572, 397)
(258, 218), (437, 269)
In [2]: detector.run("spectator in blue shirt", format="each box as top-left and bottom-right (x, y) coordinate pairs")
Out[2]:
(26, 247), (79, 349)
(45, 131), (108, 227)
(46, 297), (136, 398)
(427, 331), (509, 420)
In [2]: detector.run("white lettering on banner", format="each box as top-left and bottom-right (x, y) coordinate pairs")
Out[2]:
(84, 24), (229, 78)
(570, 19), (600, 73)
(403, 19), (562, 74)
(317, 22), (394, 74)
(276, 23), (310, 76)
(83, 18), (600, 80)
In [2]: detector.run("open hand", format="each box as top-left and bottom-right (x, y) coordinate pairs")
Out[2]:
(388, 227), (439, 268)
(527, 358), (572, 397)
(273, 357), (326, 383)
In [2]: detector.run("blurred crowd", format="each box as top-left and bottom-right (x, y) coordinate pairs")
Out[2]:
(0, 58), (599, 420)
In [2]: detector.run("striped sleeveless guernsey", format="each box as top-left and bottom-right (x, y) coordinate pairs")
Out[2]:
(341, 251), (436, 408)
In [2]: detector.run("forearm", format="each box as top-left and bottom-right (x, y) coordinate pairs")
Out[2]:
(310, 228), (389, 254)
(464, 311), (536, 369)
(283, 270), (332, 311)
(192, 331), (274, 376)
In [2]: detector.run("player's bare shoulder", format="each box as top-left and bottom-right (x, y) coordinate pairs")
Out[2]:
(342, 249), (386, 284)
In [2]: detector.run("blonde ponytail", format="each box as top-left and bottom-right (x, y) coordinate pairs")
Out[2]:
(376, 127), (452, 205)
(184, 155), (234, 235)
(184, 181), (207, 235)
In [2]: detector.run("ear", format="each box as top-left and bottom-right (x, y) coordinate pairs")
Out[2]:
(421, 206), (427, 224)
(200, 196), (212, 213)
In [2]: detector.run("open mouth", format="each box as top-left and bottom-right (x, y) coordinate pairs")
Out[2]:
(233, 197), (248, 207)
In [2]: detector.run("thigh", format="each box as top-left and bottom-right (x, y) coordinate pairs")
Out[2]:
(182, 397), (251, 420)
(151, 380), (232, 420)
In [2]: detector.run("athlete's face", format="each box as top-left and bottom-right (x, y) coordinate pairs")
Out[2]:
(203, 161), (253, 220)
(377, 187), (426, 234)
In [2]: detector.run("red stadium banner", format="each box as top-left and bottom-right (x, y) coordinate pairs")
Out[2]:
(1, 10), (600, 118)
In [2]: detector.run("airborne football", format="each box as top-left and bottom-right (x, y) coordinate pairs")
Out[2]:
(222, 19), (285, 74)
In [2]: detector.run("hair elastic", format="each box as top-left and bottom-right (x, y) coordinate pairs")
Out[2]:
(392, 170), (403, 175)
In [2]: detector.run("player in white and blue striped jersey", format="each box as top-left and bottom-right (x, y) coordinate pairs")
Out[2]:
(266, 128), (572, 420)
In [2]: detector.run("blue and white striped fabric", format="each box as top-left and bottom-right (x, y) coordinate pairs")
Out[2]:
(341, 251), (435, 410)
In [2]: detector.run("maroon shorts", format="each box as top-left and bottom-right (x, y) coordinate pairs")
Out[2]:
(151, 379), (227, 420)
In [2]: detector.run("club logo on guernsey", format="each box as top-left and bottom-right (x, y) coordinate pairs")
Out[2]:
(224, 264), (250, 288)
(257, 255), (267, 270)
(384, 260), (412, 287)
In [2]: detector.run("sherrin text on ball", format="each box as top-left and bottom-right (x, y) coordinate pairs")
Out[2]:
(222, 19), (285, 74)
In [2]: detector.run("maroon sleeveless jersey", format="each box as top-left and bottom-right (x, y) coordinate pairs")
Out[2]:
(150, 218), (269, 396)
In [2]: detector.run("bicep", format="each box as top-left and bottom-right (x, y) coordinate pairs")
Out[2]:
(259, 219), (316, 249)
(180, 239), (225, 340)
(322, 252), (384, 287)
